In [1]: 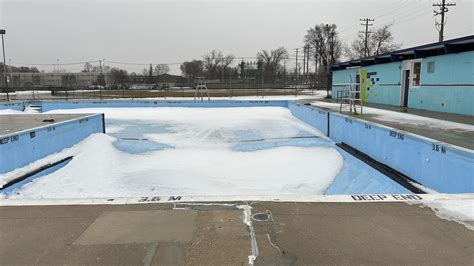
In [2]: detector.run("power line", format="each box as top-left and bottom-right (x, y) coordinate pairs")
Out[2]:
(433, 0), (456, 41)
(107, 60), (183, 66)
(338, 1), (426, 40)
(11, 60), (101, 66)
(337, 0), (412, 35)
(339, 3), (430, 43)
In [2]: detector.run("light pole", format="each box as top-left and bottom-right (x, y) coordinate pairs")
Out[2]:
(56, 59), (60, 88)
(102, 59), (107, 89)
(1, 29), (9, 101)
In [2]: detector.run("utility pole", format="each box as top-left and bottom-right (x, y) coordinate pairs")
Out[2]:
(305, 45), (309, 76)
(8, 59), (12, 91)
(302, 46), (306, 83)
(103, 59), (108, 88)
(99, 59), (103, 100)
(56, 59), (60, 88)
(295, 48), (298, 87)
(0, 29), (9, 101)
(305, 44), (310, 86)
(433, 0), (456, 42)
(8, 58), (12, 87)
(359, 18), (374, 57)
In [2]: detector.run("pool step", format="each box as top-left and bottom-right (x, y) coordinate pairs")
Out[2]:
(336, 142), (426, 194)
(25, 101), (43, 113)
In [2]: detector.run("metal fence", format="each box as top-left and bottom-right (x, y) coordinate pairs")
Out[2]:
(1, 87), (331, 102)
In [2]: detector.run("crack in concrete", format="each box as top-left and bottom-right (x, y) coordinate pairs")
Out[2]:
(238, 204), (259, 265)
(266, 233), (283, 255)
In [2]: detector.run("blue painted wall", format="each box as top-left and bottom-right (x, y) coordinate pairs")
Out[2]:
(41, 100), (288, 112)
(0, 158), (72, 195)
(332, 63), (402, 106)
(408, 52), (474, 115)
(289, 103), (473, 193)
(0, 102), (25, 111)
(0, 114), (104, 174)
(332, 68), (358, 101)
(363, 62), (402, 106)
(332, 51), (474, 115)
(288, 102), (329, 136)
(328, 111), (474, 193)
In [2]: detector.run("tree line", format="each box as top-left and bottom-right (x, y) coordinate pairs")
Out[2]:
(3, 22), (399, 88)
(179, 23), (399, 87)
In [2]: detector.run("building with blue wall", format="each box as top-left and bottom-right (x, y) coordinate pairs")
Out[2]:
(331, 35), (474, 116)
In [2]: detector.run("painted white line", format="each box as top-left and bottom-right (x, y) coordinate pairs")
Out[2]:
(1, 194), (473, 206)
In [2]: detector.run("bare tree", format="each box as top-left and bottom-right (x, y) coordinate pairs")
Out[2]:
(305, 23), (342, 95)
(220, 54), (235, 80)
(345, 24), (401, 60)
(180, 60), (204, 79)
(305, 23), (342, 74)
(110, 68), (128, 85)
(202, 50), (234, 80)
(82, 62), (92, 73)
(154, 64), (170, 75)
(256, 47), (289, 82)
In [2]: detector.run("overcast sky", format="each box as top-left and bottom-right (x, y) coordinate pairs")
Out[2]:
(1, 0), (472, 74)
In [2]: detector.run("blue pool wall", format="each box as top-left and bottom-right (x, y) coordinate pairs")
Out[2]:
(0, 113), (104, 174)
(1, 99), (472, 193)
(1, 158), (72, 194)
(40, 99), (288, 112)
(289, 102), (474, 193)
(0, 102), (25, 111)
(287, 102), (329, 136)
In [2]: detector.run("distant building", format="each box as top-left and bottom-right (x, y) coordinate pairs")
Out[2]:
(128, 73), (187, 88)
(331, 35), (474, 116)
(1, 72), (100, 89)
(1, 71), (188, 90)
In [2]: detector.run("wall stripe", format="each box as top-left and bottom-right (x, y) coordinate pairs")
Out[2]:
(379, 84), (400, 86)
(420, 84), (474, 87)
(378, 84), (474, 87)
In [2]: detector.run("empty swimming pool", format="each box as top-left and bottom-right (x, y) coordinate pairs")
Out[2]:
(2, 106), (411, 199)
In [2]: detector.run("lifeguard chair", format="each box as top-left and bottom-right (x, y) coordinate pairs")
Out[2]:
(194, 77), (210, 101)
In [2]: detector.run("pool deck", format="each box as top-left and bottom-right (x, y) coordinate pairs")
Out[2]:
(300, 99), (474, 150)
(0, 201), (472, 265)
(0, 113), (92, 136)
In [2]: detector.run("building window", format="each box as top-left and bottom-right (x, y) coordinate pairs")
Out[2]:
(427, 61), (435, 73)
(412, 61), (421, 87)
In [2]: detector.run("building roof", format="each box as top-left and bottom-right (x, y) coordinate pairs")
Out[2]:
(332, 35), (474, 71)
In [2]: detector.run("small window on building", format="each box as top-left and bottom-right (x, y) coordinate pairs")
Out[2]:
(412, 61), (421, 87)
(427, 61), (435, 73)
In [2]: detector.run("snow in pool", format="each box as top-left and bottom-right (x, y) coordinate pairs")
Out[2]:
(4, 107), (409, 199)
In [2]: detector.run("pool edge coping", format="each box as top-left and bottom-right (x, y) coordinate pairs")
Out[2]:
(1, 193), (473, 206)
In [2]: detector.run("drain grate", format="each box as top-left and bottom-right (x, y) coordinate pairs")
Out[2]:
(252, 212), (271, 222)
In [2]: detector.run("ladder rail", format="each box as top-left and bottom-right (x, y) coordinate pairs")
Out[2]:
(334, 75), (363, 115)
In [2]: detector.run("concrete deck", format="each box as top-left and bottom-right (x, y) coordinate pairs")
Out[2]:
(0, 114), (91, 136)
(1, 202), (472, 265)
(301, 99), (474, 149)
